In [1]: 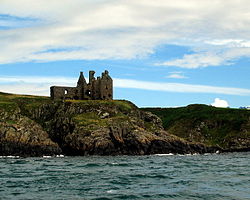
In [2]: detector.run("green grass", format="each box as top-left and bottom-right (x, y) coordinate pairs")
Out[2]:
(73, 111), (130, 128)
(0, 101), (19, 113)
(67, 99), (136, 113)
(73, 112), (105, 126)
(0, 92), (51, 115)
(0, 91), (137, 124)
(0, 92), (136, 113)
(6, 120), (16, 125)
(142, 104), (250, 147)
(142, 104), (250, 129)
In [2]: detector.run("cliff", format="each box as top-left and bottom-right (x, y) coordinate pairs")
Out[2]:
(0, 93), (61, 156)
(0, 92), (218, 156)
(142, 104), (250, 151)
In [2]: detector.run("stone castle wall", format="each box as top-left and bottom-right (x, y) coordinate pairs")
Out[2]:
(50, 70), (113, 100)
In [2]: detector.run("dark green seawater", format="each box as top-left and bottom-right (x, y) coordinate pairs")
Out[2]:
(0, 152), (249, 200)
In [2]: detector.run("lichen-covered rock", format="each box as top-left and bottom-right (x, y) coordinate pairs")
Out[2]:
(142, 111), (163, 129)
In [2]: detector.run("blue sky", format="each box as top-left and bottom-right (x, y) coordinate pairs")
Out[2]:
(0, 0), (250, 108)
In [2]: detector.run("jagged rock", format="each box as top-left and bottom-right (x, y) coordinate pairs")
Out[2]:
(142, 111), (163, 128)
(0, 109), (61, 156)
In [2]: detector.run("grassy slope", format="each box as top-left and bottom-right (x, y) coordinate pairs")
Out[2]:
(0, 92), (135, 109)
(0, 92), (50, 111)
(142, 104), (250, 148)
(0, 92), (136, 121)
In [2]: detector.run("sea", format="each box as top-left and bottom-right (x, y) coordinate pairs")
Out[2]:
(0, 152), (249, 200)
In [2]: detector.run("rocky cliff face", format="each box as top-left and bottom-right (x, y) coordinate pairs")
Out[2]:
(0, 93), (218, 156)
(22, 100), (217, 155)
(0, 104), (61, 156)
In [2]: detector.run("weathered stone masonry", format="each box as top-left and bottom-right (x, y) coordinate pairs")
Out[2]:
(50, 70), (113, 100)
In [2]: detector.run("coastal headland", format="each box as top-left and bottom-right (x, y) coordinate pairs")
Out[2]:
(0, 92), (249, 156)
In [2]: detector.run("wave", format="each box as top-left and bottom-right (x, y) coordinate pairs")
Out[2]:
(0, 155), (20, 158)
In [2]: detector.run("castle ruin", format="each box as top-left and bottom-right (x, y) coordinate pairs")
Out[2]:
(50, 70), (113, 100)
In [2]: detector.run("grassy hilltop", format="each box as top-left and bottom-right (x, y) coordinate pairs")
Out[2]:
(0, 92), (132, 114)
(142, 104), (250, 150)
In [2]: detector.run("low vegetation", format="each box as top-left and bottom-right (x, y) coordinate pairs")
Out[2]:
(142, 104), (250, 148)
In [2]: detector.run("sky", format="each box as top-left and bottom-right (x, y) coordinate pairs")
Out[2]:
(0, 0), (250, 108)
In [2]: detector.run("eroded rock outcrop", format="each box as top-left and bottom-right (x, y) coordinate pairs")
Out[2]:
(0, 92), (221, 156)
(19, 100), (219, 156)
(0, 107), (61, 156)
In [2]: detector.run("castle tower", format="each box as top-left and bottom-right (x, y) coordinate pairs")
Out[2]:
(77, 72), (86, 87)
(89, 71), (96, 99)
(89, 71), (95, 82)
(99, 70), (113, 100)
(77, 72), (87, 100)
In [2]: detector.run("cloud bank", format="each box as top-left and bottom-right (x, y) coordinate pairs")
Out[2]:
(0, 76), (250, 96)
(1, 0), (250, 67)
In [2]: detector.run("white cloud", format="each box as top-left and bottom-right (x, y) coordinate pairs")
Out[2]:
(0, 76), (75, 84)
(167, 74), (186, 79)
(157, 52), (224, 68)
(1, 0), (250, 65)
(0, 83), (50, 96)
(114, 79), (250, 96)
(1, 76), (250, 96)
(211, 98), (229, 108)
(166, 71), (187, 79)
(0, 76), (75, 96)
(157, 47), (250, 68)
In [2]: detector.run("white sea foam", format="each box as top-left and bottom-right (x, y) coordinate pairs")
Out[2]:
(154, 153), (174, 156)
(0, 155), (20, 158)
(177, 153), (200, 156)
(107, 190), (116, 194)
(56, 154), (65, 158)
(43, 155), (52, 158)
